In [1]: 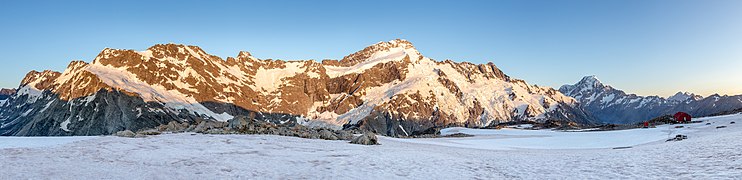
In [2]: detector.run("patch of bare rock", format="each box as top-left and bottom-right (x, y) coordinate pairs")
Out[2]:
(113, 115), (376, 145)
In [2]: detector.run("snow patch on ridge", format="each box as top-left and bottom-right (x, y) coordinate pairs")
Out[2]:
(85, 64), (233, 121)
(307, 55), (571, 127)
(16, 85), (43, 103)
(60, 118), (71, 132)
(324, 47), (418, 78)
(253, 62), (307, 93)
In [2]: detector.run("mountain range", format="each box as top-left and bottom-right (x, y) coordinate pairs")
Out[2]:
(0, 39), (594, 136)
(560, 76), (742, 124)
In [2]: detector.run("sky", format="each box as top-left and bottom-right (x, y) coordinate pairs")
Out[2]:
(0, 0), (740, 97)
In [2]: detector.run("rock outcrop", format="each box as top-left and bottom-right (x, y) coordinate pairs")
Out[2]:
(0, 88), (15, 100)
(115, 130), (136, 138)
(350, 132), (379, 145)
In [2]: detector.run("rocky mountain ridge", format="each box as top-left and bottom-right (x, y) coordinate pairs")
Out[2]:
(0, 39), (595, 136)
(560, 75), (742, 124)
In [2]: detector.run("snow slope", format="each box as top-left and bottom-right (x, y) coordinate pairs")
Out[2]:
(0, 136), (97, 149)
(1, 114), (740, 179)
(86, 64), (234, 121)
(393, 121), (696, 150)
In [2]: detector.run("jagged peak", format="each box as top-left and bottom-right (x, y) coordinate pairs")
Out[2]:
(708, 93), (724, 97)
(92, 47), (136, 65)
(19, 69), (61, 88)
(668, 91), (703, 102)
(579, 75), (601, 84)
(66, 60), (89, 70)
(147, 43), (209, 59)
(559, 75), (611, 96)
(236, 51), (258, 62)
(368, 39), (418, 53)
(385, 39), (415, 48)
(225, 51), (259, 66)
(237, 51), (253, 58)
(147, 43), (204, 53)
(578, 75), (606, 88)
(92, 43), (216, 67)
(0, 88), (16, 95)
(337, 39), (421, 66)
(563, 75), (606, 91)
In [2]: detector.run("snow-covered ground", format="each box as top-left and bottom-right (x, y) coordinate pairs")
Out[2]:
(394, 122), (690, 150)
(2, 114), (741, 179)
(0, 136), (97, 149)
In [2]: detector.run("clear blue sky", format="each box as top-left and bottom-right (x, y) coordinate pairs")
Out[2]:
(1, 0), (741, 97)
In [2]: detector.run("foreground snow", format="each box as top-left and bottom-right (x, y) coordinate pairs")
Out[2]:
(394, 120), (698, 150)
(0, 136), (96, 149)
(1, 114), (741, 179)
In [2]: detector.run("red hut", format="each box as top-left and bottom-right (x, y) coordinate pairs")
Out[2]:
(673, 112), (692, 123)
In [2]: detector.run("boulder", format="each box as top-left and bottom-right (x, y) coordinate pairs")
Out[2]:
(160, 121), (188, 132)
(185, 124), (196, 132)
(337, 131), (354, 140)
(350, 132), (379, 145)
(319, 129), (338, 140)
(299, 131), (321, 139)
(444, 133), (474, 138)
(115, 130), (136, 138)
(194, 121), (225, 133)
(276, 127), (294, 136)
(137, 129), (162, 135)
(227, 116), (250, 131)
(411, 127), (440, 137)
(666, 134), (687, 141)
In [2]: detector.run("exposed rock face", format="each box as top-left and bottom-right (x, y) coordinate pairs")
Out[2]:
(560, 75), (742, 124)
(0, 88), (15, 100)
(0, 89), (194, 136)
(0, 39), (595, 137)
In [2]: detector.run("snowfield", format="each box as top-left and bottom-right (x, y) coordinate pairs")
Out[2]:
(2, 114), (741, 179)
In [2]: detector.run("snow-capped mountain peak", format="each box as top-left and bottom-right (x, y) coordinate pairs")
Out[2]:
(668, 92), (703, 102)
(560, 76), (742, 124)
(571, 75), (606, 91)
(579, 75), (603, 87)
(558, 75), (611, 99)
(332, 39), (422, 67)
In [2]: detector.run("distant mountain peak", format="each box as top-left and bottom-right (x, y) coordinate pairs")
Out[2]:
(0, 88), (14, 100)
(560, 76), (742, 124)
(558, 75), (609, 97)
(577, 75), (604, 88)
(0, 88), (16, 95)
(668, 92), (703, 102)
